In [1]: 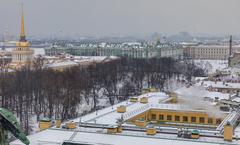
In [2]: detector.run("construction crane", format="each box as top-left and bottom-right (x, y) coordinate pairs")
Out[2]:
(0, 108), (30, 145)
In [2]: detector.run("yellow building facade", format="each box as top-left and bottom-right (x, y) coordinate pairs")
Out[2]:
(128, 108), (227, 126)
(39, 120), (52, 130)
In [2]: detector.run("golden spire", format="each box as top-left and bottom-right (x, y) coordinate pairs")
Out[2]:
(20, 3), (26, 41)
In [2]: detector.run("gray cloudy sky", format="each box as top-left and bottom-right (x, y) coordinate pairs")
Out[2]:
(0, 0), (240, 38)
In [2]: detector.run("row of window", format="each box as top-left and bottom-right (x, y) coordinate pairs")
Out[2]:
(151, 114), (222, 124)
(197, 51), (227, 54)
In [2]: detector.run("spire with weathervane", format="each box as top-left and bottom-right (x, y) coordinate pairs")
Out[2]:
(20, 4), (26, 42)
(10, 3), (34, 69)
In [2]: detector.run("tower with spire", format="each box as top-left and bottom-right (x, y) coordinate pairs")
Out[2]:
(10, 4), (34, 69)
(20, 5), (26, 42)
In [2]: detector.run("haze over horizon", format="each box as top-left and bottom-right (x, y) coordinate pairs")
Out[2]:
(0, 0), (240, 38)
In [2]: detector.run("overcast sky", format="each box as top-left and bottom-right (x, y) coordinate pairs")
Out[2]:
(0, 0), (240, 38)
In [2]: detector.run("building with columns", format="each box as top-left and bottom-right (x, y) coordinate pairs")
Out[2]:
(10, 6), (34, 69)
(184, 45), (240, 60)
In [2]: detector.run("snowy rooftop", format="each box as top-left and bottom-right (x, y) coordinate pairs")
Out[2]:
(11, 126), (240, 145)
(45, 61), (79, 68)
(10, 91), (240, 145)
(201, 81), (240, 89)
(72, 92), (169, 125)
(191, 45), (240, 48)
(45, 56), (119, 69)
(71, 92), (227, 125)
(175, 86), (231, 100)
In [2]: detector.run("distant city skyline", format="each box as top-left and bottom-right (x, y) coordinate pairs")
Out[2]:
(0, 0), (240, 39)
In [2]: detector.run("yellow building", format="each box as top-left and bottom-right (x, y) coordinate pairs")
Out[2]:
(10, 5), (34, 69)
(127, 104), (227, 127)
(39, 119), (52, 131)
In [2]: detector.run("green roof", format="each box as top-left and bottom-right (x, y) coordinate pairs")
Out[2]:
(191, 129), (200, 134)
(0, 108), (30, 145)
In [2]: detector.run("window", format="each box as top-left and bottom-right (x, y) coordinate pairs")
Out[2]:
(199, 117), (205, 123)
(159, 115), (164, 120)
(167, 115), (172, 121)
(151, 114), (156, 120)
(208, 118), (213, 124)
(191, 117), (196, 123)
(175, 116), (180, 121)
(183, 116), (188, 122)
(216, 119), (222, 124)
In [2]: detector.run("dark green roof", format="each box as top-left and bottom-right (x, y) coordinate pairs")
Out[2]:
(0, 108), (30, 145)
(191, 129), (200, 134)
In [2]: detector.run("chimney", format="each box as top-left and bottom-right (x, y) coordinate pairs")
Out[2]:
(224, 122), (233, 142)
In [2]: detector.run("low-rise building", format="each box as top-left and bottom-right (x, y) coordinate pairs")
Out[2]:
(45, 43), (184, 59)
(202, 81), (240, 94)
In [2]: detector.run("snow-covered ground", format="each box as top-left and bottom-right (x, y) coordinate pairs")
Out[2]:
(194, 60), (228, 74)
(10, 57), (240, 145)
(29, 115), (40, 134)
(200, 80), (240, 90)
(11, 126), (240, 145)
(11, 90), (240, 145)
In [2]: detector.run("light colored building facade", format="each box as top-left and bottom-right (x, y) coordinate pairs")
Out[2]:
(184, 45), (240, 60)
(45, 43), (184, 59)
(159, 44), (183, 59)
(10, 7), (34, 69)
